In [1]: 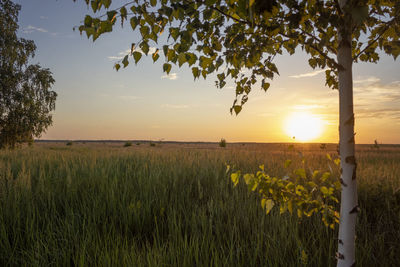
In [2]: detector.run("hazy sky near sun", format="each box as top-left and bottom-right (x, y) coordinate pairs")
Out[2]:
(14, 0), (400, 143)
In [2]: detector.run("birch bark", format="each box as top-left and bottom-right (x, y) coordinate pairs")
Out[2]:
(337, 1), (358, 266)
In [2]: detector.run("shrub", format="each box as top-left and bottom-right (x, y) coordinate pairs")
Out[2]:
(124, 142), (132, 147)
(150, 142), (156, 147)
(66, 142), (73, 146)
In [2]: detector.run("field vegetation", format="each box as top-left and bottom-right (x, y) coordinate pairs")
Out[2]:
(0, 142), (399, 266)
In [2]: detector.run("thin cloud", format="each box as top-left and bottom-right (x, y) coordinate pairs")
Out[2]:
(353, 78), (400, 122)
(161, 73), (178, 80)
(356, 107), (400, 120)
(117, 95), (141, 100)
(23, 25), (48, 33)
(354, 80), (400, 103)
(108, 47), (157, 61)
(39, 16), (48, 20)
(99, 93), (141, 101)
(108, 56), (124, 60)
(354, 76), (380, 85)
(161, 104), (189, 109)
(289, 69), (326, 78)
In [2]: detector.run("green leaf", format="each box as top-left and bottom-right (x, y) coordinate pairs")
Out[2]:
(107, 11), (117, 22)
(120, 7), (127, 20)
(101, 0), (111, 8)
(192, 67), (200, 79)
(295, 168), (306, 179)
(114, 63), (120, 71)
(150, 0), (157, 7)
(84, 15), (92, 27)
(287, 200), (293, 214)
(163, 63), (172, 74)
(186, 53), (197, 67)
(133, 51), (142, 64)
(295, 185), (305, 195)
(232, 105), (242, 115)
(262, 81), (270, 91)
(91, 1), (98, 12)
(140, 42), (150, 55)
(170, 27), (180, 40)
(265, 199), (275, 214)
(321, 172), (331, 182)
(130, 17), (139, 31)
(320, 186), (330, 196)
(284, 159), (292, 168)
(152, 49), (160, 62)
(163, 45), (169, 57)
(231, 172), (240, 186)
(140, 26), (150, 38)
(122, 55), (129, 68)
(167, 49), (175, 62)
(178, 53), (186, 67)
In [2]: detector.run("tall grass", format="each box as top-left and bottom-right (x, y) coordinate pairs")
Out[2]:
(0, 143), (399, 266)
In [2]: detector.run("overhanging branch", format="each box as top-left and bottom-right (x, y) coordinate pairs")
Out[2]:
(353, 14), (399, 61)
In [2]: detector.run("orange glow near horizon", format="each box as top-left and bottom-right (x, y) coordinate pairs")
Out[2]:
(284, 112), (324, 142)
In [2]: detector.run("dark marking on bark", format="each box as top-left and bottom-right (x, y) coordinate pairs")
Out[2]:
(340, 168), (343, 174)
(352, 167), (356, 180)
(340, 178), (347, 187)
(336, 252), (345, 260)
(349, 205), (359, 214)
(348, 135), (355, 143)
(339, 239), (343, 245)
(345, 114), (354, 126)
(345, 155), (356, 165)
(350, 262), (356, 267)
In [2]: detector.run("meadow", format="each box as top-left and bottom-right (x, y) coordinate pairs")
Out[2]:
(0, 142), (399, 266)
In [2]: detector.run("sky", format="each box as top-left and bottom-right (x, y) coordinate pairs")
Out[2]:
(13, 0), (400, 143)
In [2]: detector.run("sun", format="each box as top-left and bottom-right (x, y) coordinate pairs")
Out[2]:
(284, 112), (324, 142)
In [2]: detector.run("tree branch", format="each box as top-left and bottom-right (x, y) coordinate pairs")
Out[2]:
(333, 0), (343, 16)
(301, 28), (337, 54)
(353, 15), (399, 61)
(280, 32), (341, 70)
(190, 0), (250, 25)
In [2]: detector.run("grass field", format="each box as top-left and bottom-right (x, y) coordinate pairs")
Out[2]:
(1, 142), (399, 266)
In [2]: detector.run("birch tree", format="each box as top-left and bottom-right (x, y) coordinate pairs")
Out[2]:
(76, 0), (400, 266)
(0, 0), (57, 148)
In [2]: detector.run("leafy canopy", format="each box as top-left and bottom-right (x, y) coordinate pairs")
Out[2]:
(0, 0), (57, 148)
(76, 0), (400, 114)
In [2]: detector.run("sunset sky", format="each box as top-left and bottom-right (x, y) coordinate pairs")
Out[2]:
(14, 0), (400, 144)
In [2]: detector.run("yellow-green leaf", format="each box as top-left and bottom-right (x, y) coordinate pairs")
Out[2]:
(265, 199), (274, 214)
(231, 172), (240, 186)
(133, 51), (142, 64)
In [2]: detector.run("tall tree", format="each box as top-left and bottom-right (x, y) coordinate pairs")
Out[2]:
(0, 0), (57, 148)
(76, 0), (400, 266)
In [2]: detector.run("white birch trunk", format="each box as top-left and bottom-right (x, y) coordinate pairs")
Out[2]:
(337, 1), (358, 266)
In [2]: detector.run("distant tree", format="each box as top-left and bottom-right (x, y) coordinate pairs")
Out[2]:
(0, 0), (57, 149)
(219, 138), (226, 147)
(76, 1), (400, 266)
